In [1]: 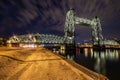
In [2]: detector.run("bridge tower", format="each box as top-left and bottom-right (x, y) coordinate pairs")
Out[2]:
(91, 16), (103, 46)
(64, 9), (76, 56)
(64, 9), (103, 46)
(64, 9), (75, 44)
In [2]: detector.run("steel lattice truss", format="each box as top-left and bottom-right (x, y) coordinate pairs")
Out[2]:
(8, 33), (67, 44)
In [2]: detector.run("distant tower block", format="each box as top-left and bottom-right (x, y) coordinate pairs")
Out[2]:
(64, 9), (103, 45)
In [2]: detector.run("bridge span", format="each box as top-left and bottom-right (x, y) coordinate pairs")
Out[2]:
(7, 9), (120, 48)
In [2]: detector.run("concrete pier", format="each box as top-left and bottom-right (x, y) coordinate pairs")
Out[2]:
(0, 47), (108, 80)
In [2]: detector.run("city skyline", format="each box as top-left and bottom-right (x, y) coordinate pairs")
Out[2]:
(0, 0), (120, 42)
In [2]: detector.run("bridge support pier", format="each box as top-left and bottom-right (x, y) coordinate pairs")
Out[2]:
(93, 45), (105, 51)
(60, 44), (76, 60)
(65, 44), (76, 59)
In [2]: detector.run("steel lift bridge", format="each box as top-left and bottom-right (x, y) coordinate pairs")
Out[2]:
(8, 9), (103, 46)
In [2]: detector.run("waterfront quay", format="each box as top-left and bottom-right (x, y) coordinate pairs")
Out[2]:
(0, 47), (108, 80)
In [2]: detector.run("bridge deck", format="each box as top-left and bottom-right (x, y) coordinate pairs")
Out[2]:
(0, 47), (108, 80)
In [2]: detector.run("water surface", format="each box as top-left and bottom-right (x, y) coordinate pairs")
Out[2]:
(74, 48), (120, 80)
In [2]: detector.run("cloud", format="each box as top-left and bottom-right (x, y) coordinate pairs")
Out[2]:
(0, 0), (120, 40)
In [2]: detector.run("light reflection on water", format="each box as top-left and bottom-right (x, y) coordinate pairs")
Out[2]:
(52, 46), (120, 80)
(75, 48), (120, 80)
(83, 48), (119, 61)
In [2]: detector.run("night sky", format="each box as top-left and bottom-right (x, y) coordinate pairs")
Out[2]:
(0, 0), (120, 42)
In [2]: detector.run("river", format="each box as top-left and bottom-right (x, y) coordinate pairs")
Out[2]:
(72, 48), (120, 80)
(50, 46), (120, 80)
